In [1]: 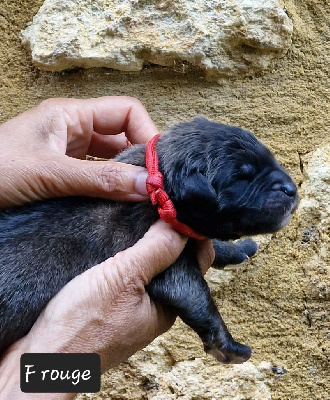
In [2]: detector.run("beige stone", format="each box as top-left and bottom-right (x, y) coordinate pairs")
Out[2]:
(299, 144), (330, 220)
(76, 337), (272, 400)
(298, 144), (330, 300)
(21, 0), (293, 81)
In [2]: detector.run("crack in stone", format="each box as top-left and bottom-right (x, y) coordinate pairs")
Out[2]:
(297, 151), (305, 177)
(303, 297), (312, 328)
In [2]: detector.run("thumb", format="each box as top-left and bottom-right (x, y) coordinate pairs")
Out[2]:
(42, 156), (150, 202)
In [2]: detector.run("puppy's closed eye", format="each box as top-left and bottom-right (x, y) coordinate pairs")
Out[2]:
(239, 164), (256, 180)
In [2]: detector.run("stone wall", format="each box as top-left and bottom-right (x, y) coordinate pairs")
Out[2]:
(0, 0), (329, 398)
(21, 0), (293, 80)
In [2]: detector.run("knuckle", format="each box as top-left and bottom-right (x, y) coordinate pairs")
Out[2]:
(126, 274), (147, 296)
(123, 253), (151, 288)
(159, 229), (181, 254)
(35, 99), (65, 125)
(37, 98), (61, 111)
(94, 164), (124, 193)
(36, 98), (77, 116)
(99, 166), (118, 192)
(121, 96), (143, 107)
(109, 252), (148, 293)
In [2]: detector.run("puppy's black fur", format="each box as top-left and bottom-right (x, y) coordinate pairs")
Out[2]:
(0, 118), (298, 362)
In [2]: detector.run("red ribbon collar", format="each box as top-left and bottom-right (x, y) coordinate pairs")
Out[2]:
(145, 134), (205, 240)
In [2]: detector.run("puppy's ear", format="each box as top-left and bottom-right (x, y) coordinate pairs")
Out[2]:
(178, 171), (217, 205)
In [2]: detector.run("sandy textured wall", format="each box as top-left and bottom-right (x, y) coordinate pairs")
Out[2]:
(0, 1), (329, 399)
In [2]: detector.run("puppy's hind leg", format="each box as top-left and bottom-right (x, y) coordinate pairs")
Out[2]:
(146, 245), (252, 364)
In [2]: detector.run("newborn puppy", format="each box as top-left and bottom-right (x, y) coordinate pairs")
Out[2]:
(0, 118), (298, 363)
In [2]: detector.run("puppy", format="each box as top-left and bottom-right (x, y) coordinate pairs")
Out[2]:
(0, 118), (298, 362)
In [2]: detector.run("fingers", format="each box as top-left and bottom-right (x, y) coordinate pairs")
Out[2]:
(33, 157), (150, 202)
(35, 97), (159, 157)
(106, 220), (188, 285)
(2, 96), (158, 152)
(67, 158), (150, 201)
(86, 96), (160, 143)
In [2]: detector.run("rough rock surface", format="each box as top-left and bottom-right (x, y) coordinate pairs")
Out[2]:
(20, 0), (293, 80)
(76, 335), (272, 400)
(298, 144), (330, 305)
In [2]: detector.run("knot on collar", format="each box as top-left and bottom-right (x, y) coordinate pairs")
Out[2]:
(145, 134), (205, 240)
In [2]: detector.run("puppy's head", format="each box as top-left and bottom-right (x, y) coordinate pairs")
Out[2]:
(158, 118), (298, 240)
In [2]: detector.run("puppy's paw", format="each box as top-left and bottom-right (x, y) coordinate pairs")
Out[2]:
(212, 238), (258, 269)
(204, 340), (252, 364)
(235, 238), (259, 259)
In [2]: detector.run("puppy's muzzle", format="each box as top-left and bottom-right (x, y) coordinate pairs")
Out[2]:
(272, 181), (297, 198)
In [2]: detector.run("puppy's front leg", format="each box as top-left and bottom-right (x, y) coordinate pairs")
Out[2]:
(212, 238), (258, 269)
(146, 242), (252, 364)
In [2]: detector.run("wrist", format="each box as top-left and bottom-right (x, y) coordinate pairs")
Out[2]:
(0, 340), (76, 400)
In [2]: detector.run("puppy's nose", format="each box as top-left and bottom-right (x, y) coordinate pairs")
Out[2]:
(272, 182), (297, 197)
(282, 182), (297, 197)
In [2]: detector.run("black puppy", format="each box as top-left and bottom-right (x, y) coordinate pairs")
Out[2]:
(0, 118), (298, 363)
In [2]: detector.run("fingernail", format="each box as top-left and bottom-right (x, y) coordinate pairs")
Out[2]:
(135, 170), (149, 196)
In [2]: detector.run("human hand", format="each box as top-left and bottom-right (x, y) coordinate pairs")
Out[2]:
(0, 96), (158, 209)
(0, 221), (214, 399)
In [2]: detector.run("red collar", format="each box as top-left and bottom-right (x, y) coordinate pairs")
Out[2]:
(145, 134), (206, 240)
